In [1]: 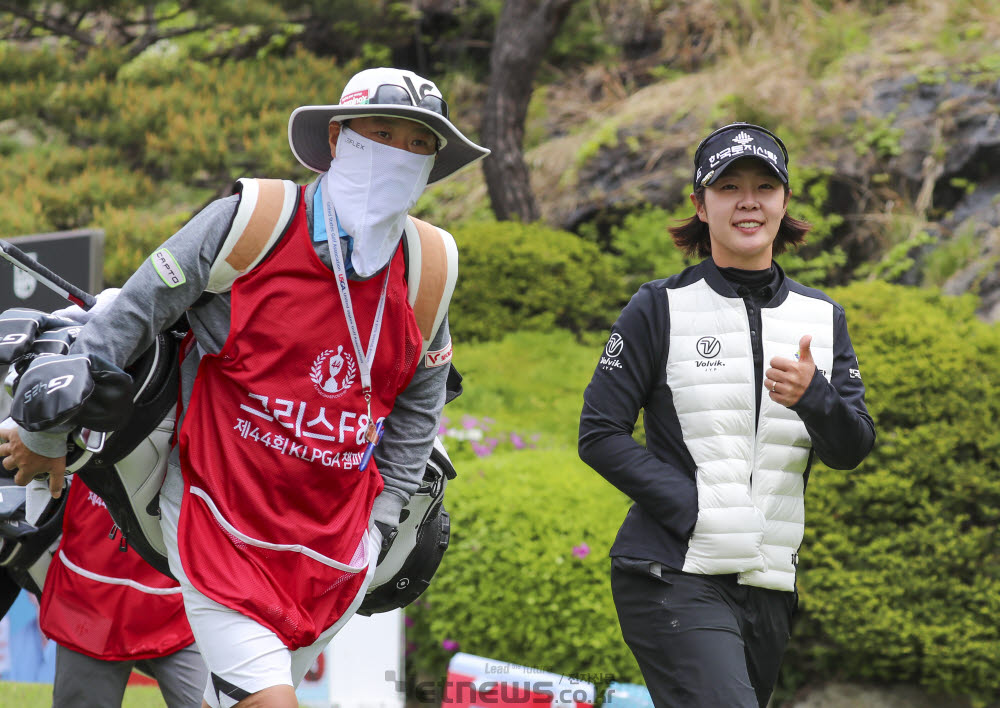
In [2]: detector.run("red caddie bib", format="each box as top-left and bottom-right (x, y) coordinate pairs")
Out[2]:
(39, 478), (193, 660)
(177, 187), (422, 649)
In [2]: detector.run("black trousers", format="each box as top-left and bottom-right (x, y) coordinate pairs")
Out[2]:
(611, 558), (796, 708)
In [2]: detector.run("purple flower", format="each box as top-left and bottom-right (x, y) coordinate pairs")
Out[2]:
(404, 615), (415, 627)
(472, 442), (492, 458)
(572, 543), (591, 559)
(405, 641), (418, 656)
(442, 638), (460, 651)
(461, 415), (478, 430)
(486, 437), (499, 447)
(438, 422), (448, 435)
(510, 433), (525, 449)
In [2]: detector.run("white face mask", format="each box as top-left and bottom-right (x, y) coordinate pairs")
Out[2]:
(324, 126), (434, 277)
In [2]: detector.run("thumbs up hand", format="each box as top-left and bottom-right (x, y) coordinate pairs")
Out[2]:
(765, 335), (817, 407)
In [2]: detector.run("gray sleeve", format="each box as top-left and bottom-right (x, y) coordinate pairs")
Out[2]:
(18, 196), (238, 457)
(70, 195), (236, 368)
(370, 315), (450, 527)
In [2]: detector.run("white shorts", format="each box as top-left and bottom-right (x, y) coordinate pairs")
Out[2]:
(160, 490), (379, 708)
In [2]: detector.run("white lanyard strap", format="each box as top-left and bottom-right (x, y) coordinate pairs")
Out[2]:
(321, 178), (390, 396)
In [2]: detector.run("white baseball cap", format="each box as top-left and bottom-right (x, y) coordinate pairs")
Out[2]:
(288, 67), (490, 184)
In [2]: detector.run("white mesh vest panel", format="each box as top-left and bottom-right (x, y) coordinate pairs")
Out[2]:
(667, 280), (833, 591)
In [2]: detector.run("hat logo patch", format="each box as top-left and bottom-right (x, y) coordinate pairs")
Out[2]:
(341, 89), (370, 106)
(732, 131), (754, 146)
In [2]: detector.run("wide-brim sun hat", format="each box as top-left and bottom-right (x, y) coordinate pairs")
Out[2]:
(288, 67), (491, 184)
(693, 122), (789, 189)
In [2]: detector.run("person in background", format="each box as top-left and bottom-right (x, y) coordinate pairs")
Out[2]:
(579, 123), (875, 708)
(41, 475), (206, 707)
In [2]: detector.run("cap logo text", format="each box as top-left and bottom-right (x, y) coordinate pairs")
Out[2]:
(341, 89), (370, 106)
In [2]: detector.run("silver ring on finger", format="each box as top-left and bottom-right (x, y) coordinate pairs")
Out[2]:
(771, 380), (778, 393)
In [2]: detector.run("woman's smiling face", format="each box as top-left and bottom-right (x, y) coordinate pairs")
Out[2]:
(694, 158), (789, 270)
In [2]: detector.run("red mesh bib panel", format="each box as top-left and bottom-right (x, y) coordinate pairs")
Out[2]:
(39, 478), (192, 660)
(177, 187), (422, 648)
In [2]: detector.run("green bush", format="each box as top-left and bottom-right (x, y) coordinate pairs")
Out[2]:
(782, 281), (1000, 704)
(445, 329), (602, 448)
(0, 44), (357, 285)
(449, 220), (621, 342)
(408, 329), (636, 695)
(95, 205), (192, 286)
(406, 447), (641, 695)
(602, 206), (693, 294)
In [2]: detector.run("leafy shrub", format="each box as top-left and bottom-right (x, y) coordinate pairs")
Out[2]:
(0, 144), (155, 235)
(449, 220), (621, 342)
(782, 281), (1000, 704)
(0, 44), (361, 286)
(406, 447), (640, 695)
(408, 329), (639, 695)
(95, 205), (192, 286)
(921, 222), (982, 288)
(602, 205), (693, 294)
(444, 330), (604, 449)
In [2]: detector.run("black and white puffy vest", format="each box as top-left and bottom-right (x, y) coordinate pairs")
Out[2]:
(667, 277), (834, 591)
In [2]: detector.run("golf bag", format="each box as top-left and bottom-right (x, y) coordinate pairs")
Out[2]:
(0, 472), (69, 611)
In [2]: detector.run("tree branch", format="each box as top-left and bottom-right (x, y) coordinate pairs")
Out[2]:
(0, 2), (95, 45)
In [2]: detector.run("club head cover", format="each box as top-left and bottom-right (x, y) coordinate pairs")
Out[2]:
(12, 355), (96, 431)
(30, 322), (84, 357)
(0, 309), (48, 365)
(11, 354), (133, 432)
(79, 355), (135, 431)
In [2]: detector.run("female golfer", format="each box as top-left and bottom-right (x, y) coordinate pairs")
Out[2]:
(579, 123), (875, 708)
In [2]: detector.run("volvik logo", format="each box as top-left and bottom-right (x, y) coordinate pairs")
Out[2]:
(600, 333), (624, 371)
(696, 336), (721, 359)
(604, 333), (624, 358)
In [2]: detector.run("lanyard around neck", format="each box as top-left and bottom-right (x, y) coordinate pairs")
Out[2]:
(321, 176), (390, 400)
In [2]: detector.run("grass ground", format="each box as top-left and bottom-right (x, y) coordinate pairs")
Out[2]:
(0, 680), (166, 707)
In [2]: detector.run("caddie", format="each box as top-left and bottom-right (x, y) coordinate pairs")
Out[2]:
(1, 66), (488, 708)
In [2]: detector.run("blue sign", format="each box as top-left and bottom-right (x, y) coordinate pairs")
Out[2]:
(0, 590), (57, 684)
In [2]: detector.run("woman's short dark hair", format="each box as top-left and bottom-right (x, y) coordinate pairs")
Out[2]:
(668, 186), (811, 259)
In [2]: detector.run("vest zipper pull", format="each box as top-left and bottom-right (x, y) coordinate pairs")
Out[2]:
(119, 534), (128, 552)
(108, 524), (118, 540)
